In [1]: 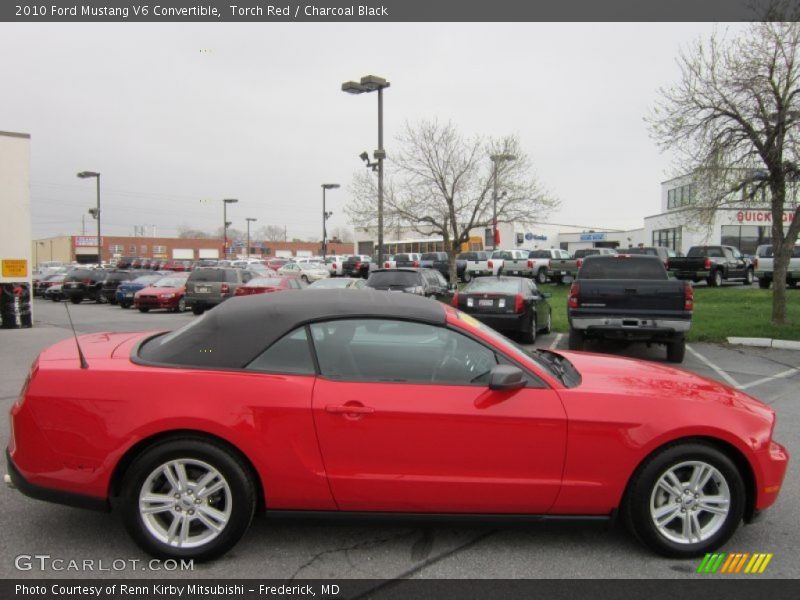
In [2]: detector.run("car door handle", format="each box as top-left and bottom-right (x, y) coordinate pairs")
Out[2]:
(326, 404), (375, 415)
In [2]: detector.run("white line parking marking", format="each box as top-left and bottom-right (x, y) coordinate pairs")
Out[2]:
(686, 345), (741, 389)
(549, 333), (563, 350)
(738, 368), (800, 391)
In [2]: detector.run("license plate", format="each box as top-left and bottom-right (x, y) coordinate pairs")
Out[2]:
(196, 286), (210, 293)
(509, 271), (518, 275)
(478, 299), (494, 307)
(560, 271), (567, 276)
(125, 292), (133, 298)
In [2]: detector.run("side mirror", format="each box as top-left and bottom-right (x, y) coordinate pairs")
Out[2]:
(488, 365), (526, 391)
(542, 292), (552, 299)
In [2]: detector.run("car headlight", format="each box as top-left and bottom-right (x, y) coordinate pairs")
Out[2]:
(162, 293), (176, 299)
(405, 286), (425, 294)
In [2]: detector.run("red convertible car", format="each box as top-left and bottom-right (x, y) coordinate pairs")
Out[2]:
(6, 291), (788, 561)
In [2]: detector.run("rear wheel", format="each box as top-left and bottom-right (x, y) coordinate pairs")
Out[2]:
(176, 298), (186, 313)
(461, 270), (471, 283)
(120, 302), (130, 309)
(541, 309), (552, 334)
(138, 307), (150, 313)
(120, 438), (257, 561)
(568, 327), (584, 351)
(666, 338), (686, 363)
(536, 269), (548, 285)
(623, 442), (744, 558)
(708, 270), (723, 287)
(519, 313), (536, 344)
(70, 297), (81, 304)
(191, 305), (205, 316)
(757, 278), (771, 289)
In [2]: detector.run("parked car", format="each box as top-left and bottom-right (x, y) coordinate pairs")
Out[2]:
(114, 257), (142, 269)
(194, 259), (219, 268)
(668, 246), (754, 287)
(43, 282), (66, 302)
(162, 260), (194, 272)
(753, 244), (800, 288)
(550, 248), (617, 284)
(278, 261), (330, 283)
(342, 255), (372, 279)
(568, 254), (693, 362)
(7, 290), (788, 561)
(527, 249), (572, 284)
(490, 249), (533, 277)
(366, 268), (449, 298)
(234, 276), (306, 296)
(37, 274), (66, 299)
(265, 258), (290, 271)
(419, 252), (467, 282)
(307, 277), (366, 290)
(452, 276), (552, 344)
(392, 253), (421, 268)
(100, 270), (143, 304)
(62, 268), (107, 304)
(134, 273), (191, 313)
(116, 274), (168, 309)
(458, 251), (492, 281)
(624, 246), (679, 267)
(185, 267), (257, 315)
(324, 255), (350, 277)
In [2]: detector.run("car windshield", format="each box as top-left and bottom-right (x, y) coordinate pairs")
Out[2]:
(421, 253), (443, 260)
(132, 276), (161, 284)
(464, 278), (521, 293)
(153, 277), (187, 288)
(367, 272), (420, 287)
(246, 278), (285, 287)
(573, 249), (599, 258)
(529, 250), (551, 258)
(190, 269), (229, 282)
(579, 257), (667, 279)
(309, 279), (353, 288)
(303, 262), (324, 269)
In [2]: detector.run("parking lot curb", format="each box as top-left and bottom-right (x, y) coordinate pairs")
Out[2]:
(727, 337), (800, 350)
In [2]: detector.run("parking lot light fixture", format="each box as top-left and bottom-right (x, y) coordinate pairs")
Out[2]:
(223, 199), (238, 258)
(489, 154), (516, 250)
(77, 171), (101, 264)
(342, 74), (390, 265)
(245, 217), (257, 259)
(321, 184), (340, 262)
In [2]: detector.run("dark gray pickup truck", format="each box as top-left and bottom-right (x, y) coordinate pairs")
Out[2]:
(667, 245), (753, 287)
(567, 254), (693, 363)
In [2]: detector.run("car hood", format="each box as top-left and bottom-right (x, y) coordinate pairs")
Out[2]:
(556, 350), (774, 420)
(136, 285), (183, 295)
(118, 283), (147, 291)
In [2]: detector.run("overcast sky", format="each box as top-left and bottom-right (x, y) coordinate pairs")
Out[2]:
(1, 22), (742, 241)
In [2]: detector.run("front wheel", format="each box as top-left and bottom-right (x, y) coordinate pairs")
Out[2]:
(744, 269), (754, 285)
(69, 297), (81, 304)
(541, 309), (552, 334)
(138, 307), (150, 313)
(708, 270), (723, 287)
(519, 313), (536, 344)
(175, 298), (186, 313)
(757, 278), (771, 289)
(120, 438), (257, 561)
(301, 275), (309, 284)
(624, 443), (745, 558)
(191, 305), (205, 316)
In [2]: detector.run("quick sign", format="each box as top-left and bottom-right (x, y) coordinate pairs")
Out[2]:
(579, 233), (606, 241)
(736, 211), (795, 224)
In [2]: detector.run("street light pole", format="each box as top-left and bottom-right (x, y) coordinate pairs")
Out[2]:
(245, 217), (257, 258)
(489, 154), (516, 250)
(321, 184), (340, 262)
(342, 74), (390, 265)
(223, 198), (238, 259)
(77, 171), (101, 264)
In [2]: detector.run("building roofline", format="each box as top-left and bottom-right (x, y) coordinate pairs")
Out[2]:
(0, 130), (31, 139)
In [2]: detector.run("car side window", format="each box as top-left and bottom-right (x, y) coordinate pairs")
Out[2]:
(309, 319), (497, 385)
(246, 327), (316, 375)
(723, 248), (734, 259)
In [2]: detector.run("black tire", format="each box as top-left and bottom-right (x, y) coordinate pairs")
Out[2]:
(119, 437), (257, 561)
(541, 308), (552, 334)
(462, 270), (471, 283)
(191, 305), (205, 316)
(666, 338), (686, 363)
(69, 297), (81, 304)
(744, 269), (754, 285)
(708, 270), (723, 287)
(757, 278), (771, 289)
(176, 298), (186, 313)
(120, 302), (130, 309)
(568, 327), (584, 351)
(519, 313), (536, 344)
(109, 298), (118, 306)
(301, 275), (309, 284)
(138, 307), (150, 313)
(536, 269), (548, 285)
(623, 442), (745, 558)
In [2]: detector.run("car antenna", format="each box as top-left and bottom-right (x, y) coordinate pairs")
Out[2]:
(63, 302), (89, 369)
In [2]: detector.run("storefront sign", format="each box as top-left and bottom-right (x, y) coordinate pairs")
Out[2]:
(73, 236), (103, 247)
(525, 233), (548, 241)
(579, 233), (606, 241)
(736, 211), (795, 224)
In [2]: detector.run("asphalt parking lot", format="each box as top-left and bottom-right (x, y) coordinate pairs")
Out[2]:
(0, 299), (797, 579)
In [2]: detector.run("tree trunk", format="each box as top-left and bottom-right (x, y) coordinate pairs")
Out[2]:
(447, 245), (459, 285)
(771, 239), (791, 325)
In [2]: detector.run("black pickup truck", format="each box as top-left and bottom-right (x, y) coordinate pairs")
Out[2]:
(567, 254), (693, 363)
(419, 252), (467, 282)
(667, 245), (754, 287)
(342, 255), (371, 279)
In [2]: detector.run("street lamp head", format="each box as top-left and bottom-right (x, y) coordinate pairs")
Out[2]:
(223, 198), (238, 204)
(246, 217), (257, 223)
(342, 81), (367, 94)
(77, 171), (100, 179)
(359, 151), (370, 163)
(359, 75), (390, 91)
(225, 221), (232, 227)
(322, 183), (340, 190)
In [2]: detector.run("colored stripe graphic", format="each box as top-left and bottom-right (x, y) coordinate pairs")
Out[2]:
(698, 552), (772, 574)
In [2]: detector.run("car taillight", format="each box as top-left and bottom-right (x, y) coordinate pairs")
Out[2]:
(384, 262), (390, 268)
(663, 259), (669, 269)
(527, 260), (533, 268)
(568, 282), (579, 309)
(488, 260), (494, 268)
(82, 278), (91, 284)
(576, 258), (583, 269)
(684, 282), (694, 311)
(413, 260), (420, 267)
(355, 262), (361, 269)
(451, 292), (459, 307)
(332, 263), (337, 269)
(514, 294), (524, 313)
(753, 258), (759, 269)
(221, 283), (230, 294)
(704, 258), (712, 270)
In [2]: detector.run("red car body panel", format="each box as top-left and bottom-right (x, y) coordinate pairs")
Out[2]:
(134, 285), (185, 310)
(234, 278), (297, 296)
(7, 312), (788, 519)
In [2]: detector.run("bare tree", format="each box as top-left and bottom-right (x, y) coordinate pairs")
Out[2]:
(256, 225), (287, 242)
(177, 224), (211, 239)
(346, 119), (557, 281)
(329, 226), (354, 243)
(649, 22), (800, 324)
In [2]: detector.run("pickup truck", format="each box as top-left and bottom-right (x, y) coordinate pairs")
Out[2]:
(549, 247), (617, 284)
(527, 248), (572, 284)
(568, 254), (693, 363)
(753, 244), (800, 288)
(458, 251), (491, 281)
(390, 253), (421, 268)
(419, 252), (467, 281)
(342, 255), (372, 279)
(667, 245), (754, 287)
(488, 249), (530, 277)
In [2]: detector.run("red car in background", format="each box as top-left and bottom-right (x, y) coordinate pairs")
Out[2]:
(161, 260), (193, 272)
(234, 275), (304, 296)
(5, 291), (788, 562)
(133, 273), (190, 312)
(265, 258), (290, 271)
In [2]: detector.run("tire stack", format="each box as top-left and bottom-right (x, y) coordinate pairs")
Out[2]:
(0, 282), (32, 329)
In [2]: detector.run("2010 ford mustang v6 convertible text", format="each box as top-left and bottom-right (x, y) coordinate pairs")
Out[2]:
(6, 290), (788, 561)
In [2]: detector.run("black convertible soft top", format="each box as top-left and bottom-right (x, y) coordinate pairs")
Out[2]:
(136, 289), (447, 369)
